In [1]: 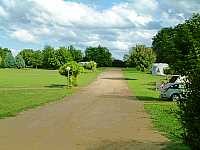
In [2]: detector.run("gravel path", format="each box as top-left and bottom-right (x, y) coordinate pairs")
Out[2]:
(0, 68), (168, 150)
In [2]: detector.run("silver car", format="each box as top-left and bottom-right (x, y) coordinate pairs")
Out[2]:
(160, 83), (185, 101)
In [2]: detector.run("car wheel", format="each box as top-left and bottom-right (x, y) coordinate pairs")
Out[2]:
(170, 94), (180, 101)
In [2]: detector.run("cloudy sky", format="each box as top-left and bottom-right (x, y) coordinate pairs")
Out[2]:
(0, 0), (199, 59)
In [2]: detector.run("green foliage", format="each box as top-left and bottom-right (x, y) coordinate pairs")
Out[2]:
(59, 61), (84, 86)
(85, 45), (112, 67)
(0, 47), (12, 67)
(56, 47), (73, 66)
(15, 55), (25, 69)
(127, 45), (156, 71)
(83, 61), (97, 71)
(112, 59), (125, 67)
(163, 68), (175, 75)
(19, 49), (34, 67)
(30, 50), (43, 68)
(178, 70), (200, 149)
(3, 52), (16, 68)
(153, 14), (200, 149)
(68, 45), (83, 62)
(0, 56), (2, 66)
(42, 46), (60, 69)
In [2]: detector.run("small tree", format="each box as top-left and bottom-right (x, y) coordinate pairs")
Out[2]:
(3, 52), (16, 68)
(127, 45), (156, 71)
(59, 61), (84, 86)
(15, 55), (25, 69)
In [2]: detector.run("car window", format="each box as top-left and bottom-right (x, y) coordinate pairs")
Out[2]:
(170, 84), (179, 89)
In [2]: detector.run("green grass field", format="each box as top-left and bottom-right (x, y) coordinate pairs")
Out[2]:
(123, 68), (189, 150)
(0, 68), (103, 118)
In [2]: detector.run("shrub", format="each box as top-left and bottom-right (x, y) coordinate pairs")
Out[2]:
(163, 68), (175, 75)
(178, 70), (200, 149)
(84, 61), (97, 71)
(59, 61), (84, 86)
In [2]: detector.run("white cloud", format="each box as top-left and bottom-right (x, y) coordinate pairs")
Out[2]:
(10, 29), (37, 43)
(0, 6), (8, 17)
(0, 0), (199, 59)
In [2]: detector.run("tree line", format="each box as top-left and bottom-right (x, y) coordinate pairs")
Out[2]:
(0, 45), (113, 69)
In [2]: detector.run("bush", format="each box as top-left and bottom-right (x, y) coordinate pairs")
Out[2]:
(163, 68), (175, 75)
(178, 70), (200, 149)
(59, 61), (84, 86)
(83, 61), (97, 71)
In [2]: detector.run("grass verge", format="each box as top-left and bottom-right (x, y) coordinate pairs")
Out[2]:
(0, 68), (103, 118)
(123, 68), (189, 150)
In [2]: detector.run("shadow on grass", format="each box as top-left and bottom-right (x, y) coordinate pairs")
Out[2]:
(44, 84), (67, 88)
(162, 142), (190, 150)
(99, 95), (163, 102)
(136, 96), (161, 101)
(87, 140), (189, 150)
(102, 77), (137, 81)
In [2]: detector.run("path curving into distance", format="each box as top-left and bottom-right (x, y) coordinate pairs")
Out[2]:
(0, 68), (168, 150)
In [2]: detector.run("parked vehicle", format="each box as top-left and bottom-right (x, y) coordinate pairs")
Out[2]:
(160, 83), (186, 101)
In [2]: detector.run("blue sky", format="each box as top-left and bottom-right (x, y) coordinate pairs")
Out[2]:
(0, 0), (199, 59)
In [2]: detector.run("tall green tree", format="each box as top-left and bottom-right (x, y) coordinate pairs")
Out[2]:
(85, 45), (112, 67)
(68, 45), (83, 62)
(31, 51), (43, 69)
(19, 49), (34, 67)
(56, 47), (73, 65)
(153, 14), (200, 149)
(127, 45), (156, 71)
(42, 46), (60, 69)
(152, 28), (177, 63)
(15, 55), (25, 69)
(0, 47), (11, 67)
(3, 52), (16, 68)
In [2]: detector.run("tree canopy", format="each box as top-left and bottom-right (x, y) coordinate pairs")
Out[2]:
(85, 45), (112, 67)
(125, 45), (156, 71)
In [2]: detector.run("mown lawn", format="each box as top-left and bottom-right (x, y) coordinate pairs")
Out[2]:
(123, 68), (189, 150)
(0, 68), (103, 118)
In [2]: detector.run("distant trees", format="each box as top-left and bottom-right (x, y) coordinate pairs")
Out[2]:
(15, 55), (25, 69)
(42, 46), (60, 69)
(56, 47), (73, 66)
(85, 45), (112, 67)
(125, 45), (156, 71)
(112, 59), (125, 67)
(19, 49), (34, 67)
(0, 45), (113, 69)
(152, 14), (200, 149)
(68, 45), (83, 62)
(31, 51), (43, 69)
(3, 52), (16, 68)
(0, 47), (13, 67)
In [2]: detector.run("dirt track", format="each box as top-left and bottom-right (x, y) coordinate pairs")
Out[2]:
(0, 68), (168, 150)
